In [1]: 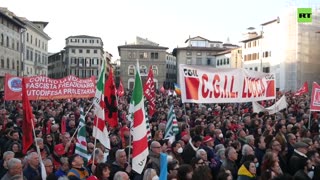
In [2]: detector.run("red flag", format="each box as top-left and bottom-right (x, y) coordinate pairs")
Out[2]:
(22, 78), (34, 154)
(61, 116), (66, 134)
(310, 82), (320, 111)
(143, 66), (156, 117)
(295, 81), (309, 96)
(104, 67), (118, 128)
(117, 79), (125, 97)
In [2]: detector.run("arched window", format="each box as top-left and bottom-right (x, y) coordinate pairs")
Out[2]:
(0, 34), (3, 45)
(140, 65), (147, 75)
(6, 36), (9, 47)
(128, 65), (135, 76)
(223, 59), (226, 65)
(152, 65), (158, 75)
(227, 58), (230, 64)
(217, 60), (220, 66)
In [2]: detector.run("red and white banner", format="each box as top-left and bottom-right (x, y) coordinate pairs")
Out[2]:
(295, 81), (309, 96)
(179, 65), (276, 103)
(310, 82), (320, 111)
(4, 74), (96, 100)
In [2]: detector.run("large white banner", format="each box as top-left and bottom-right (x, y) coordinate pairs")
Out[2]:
(252, 95), (287, 114)
(179, 64), (276, 103)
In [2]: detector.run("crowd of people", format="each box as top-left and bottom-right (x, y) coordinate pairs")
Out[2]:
(0, 90), (319, 180)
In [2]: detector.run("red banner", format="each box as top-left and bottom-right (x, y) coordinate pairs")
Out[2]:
(310, 82), (320, 111)
(143, 66), (156, 117)
(295, 81), (309, 96)
(4, 74), (96, 100)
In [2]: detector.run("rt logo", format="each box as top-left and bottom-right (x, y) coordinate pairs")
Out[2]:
(297, 8), (312, 23)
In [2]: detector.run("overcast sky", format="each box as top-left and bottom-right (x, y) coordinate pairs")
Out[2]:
(2, 0), (318, 59)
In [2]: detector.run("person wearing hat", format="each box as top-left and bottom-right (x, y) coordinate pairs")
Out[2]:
(201, 135), (215, 162)
(67, 154), (90, 180)
(288, 141), (309, 176)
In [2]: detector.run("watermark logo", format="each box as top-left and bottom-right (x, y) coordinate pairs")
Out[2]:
(297, 8), (312, 23)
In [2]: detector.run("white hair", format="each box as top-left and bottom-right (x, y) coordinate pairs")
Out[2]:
(7, 158), (21, 169)
(196, 149), (207, 158)
(242, 144), (253, 156)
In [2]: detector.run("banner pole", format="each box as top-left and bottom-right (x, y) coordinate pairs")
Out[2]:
(128, 121), (132, 165)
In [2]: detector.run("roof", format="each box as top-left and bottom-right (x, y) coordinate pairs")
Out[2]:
(0, 9), (25, 28)
(66, 35), (101, 39)
(118, 44), (169, 56)
(31, 21), (49, 28)
(240, 35), (262, 43)
(261, 17), (279, 26)
(172, 46), (230, 56)
(184, 36), (223, 44)
(215, 49), (233, 55)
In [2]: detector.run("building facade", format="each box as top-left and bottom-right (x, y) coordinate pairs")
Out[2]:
(241, 6), (320, 91)
(172, 36), (239, 83)
(22, 18), (51, 76)
(0, 8), (25, 90)
(118, 37), (174, 90)
(62, 35), (104, 79)
(48, 50), (66, 78)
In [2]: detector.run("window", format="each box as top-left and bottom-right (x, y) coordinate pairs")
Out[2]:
(0, 34), (3, 45)
(128, 51), (136, 59)
(196, 52), (202, 56)
(94, 50), (97, 54)
(151, 52), (158, 59)
(207, 58), (211, 65)
(92, 58), (98, 65)
(6, 58), (9, 68)
(140, 65), (147, 75)
(12, 60), (15, 70)
(71, 57), (77, 64)
(71, 49), (75, 53)
(79, 49), (83, 53)
(0, 58), (4, 68)
(6, 36), (9, 47)
(128, 65), (135, 76)
(196, 58), (202, 65)
(187, 58), (192, 65)
(86, 49), (90, 53)
(217, 60), (220, 66)
(152, 65), (158, 75)
(263, 67), (270, 73)
(186, 51), (192, 56)
(79, 58), (84, 66)
(86, 58), (91, 67)
(227, 58), (230, 64)
(223, 59), (226, 65)
(139, 52), (148, 59)
(254, 67), (258, 71)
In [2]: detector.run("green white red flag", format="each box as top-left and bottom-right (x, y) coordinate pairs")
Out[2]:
(93, 60), (110, 149)
(130, 62), (149, 174)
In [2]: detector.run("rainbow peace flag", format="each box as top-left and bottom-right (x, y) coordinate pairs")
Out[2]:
(174, 83), (181, 96)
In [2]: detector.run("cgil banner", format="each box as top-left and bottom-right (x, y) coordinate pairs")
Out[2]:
(179, 64), (276, 103)
(4, 74), (96, 100)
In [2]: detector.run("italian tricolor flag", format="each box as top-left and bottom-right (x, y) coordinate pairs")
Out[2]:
(131, 62), (149, 174)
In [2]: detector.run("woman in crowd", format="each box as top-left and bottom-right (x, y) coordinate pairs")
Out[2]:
(237, 161), (257, 180)
(94, 163), (111, 180)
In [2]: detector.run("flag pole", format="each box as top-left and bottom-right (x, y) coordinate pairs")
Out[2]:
(91, 102), (100, 166)
(128, 121), (132, 165)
